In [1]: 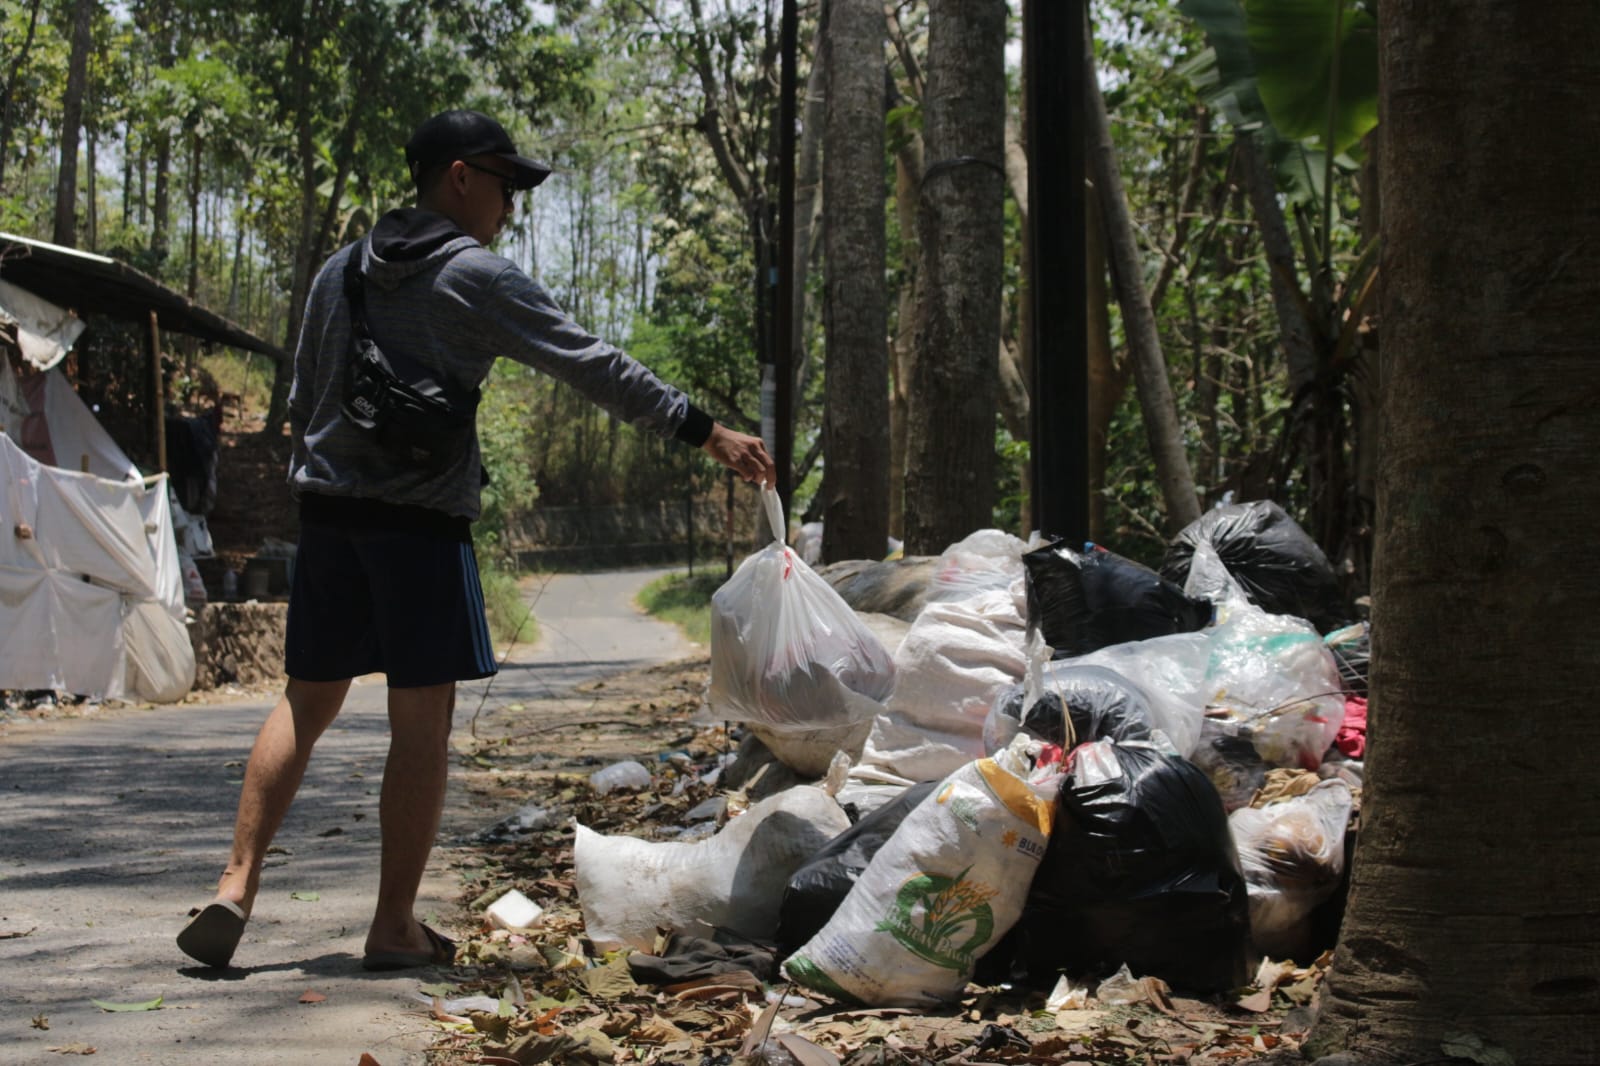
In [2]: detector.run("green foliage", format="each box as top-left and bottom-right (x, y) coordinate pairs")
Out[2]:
(475, 361), (542, 568)
(636, 570), (720, 647)
(1177, 0), (1378, 202)
(476, 558), (537, 649)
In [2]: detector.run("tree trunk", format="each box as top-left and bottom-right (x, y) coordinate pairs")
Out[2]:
(789, 0), (829, 398)
(152, 130), (171, 263)
(1083, 29), (1200, 532)
(903, 0), (1007, 555)
(52, 0), (95, 247)
(187, 128), (202, 299)
(85, 124), (96, 250)
(1310, 3), (1600, 1061)
(820, 0), (888, 563)
(1084, 177), (1115, 542)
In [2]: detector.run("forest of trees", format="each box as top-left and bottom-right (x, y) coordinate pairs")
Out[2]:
(1, 0), (1381, 582)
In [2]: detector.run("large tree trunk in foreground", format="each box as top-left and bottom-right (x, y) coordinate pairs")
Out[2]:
(903, 0), (1006, 555)
(1310, 3), (1600, 1062)
(819, 0), (888, 563)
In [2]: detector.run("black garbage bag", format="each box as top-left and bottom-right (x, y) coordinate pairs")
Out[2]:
(775, 781), (938, 957)
(1007, 740), (1254, 993)
(985, 665), (1157, 754)
(1160, 501), (1347, 632)
(1023, 541), (1213, 658)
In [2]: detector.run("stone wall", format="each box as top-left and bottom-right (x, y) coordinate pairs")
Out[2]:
(190, 602), (287, 690)
(509, 496), (763, 570)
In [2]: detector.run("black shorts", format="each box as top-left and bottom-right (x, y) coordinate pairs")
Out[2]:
(284, 496), (498, 688)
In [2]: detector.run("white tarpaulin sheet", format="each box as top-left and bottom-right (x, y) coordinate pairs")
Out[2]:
(0, 357), (138, 481)
(0, 278), (86, 371)
(0, 433), (193, 701)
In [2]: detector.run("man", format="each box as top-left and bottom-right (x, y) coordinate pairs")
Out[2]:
(177, 110), (774, 970)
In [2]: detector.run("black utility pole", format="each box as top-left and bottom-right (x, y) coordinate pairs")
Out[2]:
(774, 0), (799, 517)
(1025, 0), (1089, 542)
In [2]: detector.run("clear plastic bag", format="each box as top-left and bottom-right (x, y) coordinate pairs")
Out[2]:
(1229, 780), (1354, 958)
(708, 487), (896, 733)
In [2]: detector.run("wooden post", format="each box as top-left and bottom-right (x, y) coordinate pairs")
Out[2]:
(147, 310), (167, 473)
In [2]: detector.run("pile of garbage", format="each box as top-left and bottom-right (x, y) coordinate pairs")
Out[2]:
(570, 493), (1367, 1011)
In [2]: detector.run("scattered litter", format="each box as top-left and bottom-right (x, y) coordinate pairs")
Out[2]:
(297, 989), (326, 1004)
(485, 889), (544, 931)
(589, 760), (653, 795)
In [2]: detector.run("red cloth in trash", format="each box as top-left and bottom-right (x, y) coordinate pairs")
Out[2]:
(1336, 696), (1367, 759)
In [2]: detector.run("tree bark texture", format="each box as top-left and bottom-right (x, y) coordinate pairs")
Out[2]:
(903, 0), (1007, 555)
(1311, 4), (1600, 1061)
(52, 0), (94, 247)
(1083, 31), (1200, 532)
(820, 0), (888, 563)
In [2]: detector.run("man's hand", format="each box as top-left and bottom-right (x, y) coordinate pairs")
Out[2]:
(702, 422), (776, 486)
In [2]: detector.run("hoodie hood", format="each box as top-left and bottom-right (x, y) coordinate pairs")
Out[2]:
(363, 208), (482, 287)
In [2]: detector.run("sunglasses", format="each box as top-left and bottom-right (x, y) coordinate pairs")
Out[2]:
(463, 160), (517, 207)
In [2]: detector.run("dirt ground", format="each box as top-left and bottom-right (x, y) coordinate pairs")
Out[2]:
(420, 655), (1322, 1066)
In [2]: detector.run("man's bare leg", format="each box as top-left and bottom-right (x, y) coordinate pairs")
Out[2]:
(364, 681), (455, 956)
(212, 677), (351, 914)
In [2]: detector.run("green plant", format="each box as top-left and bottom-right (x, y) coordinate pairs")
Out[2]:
(636, 570), (721, 646)
(476, 558), (538, 649)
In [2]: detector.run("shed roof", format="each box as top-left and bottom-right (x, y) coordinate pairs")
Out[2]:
(0, 232), (287, 363)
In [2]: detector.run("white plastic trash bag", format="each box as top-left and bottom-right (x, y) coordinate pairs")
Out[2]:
(783, 742), (1056, 1006)
(709, 487), (895, 733)
(575, 784), (851, 951)
(1230, 780), (1354, 958)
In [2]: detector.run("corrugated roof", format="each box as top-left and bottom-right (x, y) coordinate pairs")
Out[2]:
(0, 232), (287, 363)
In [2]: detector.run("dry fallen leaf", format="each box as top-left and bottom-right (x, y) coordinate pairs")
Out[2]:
(31, 1014), (48, 1030)
(298, 990), (326, 1005)
(45, 1046), (96, 1056)
(357, 1056), (382, 1066)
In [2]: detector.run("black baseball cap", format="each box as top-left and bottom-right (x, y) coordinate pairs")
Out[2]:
(404, 109), (552, 190)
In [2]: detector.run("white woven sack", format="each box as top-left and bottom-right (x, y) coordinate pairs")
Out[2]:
(783, 748), (1055, 1006)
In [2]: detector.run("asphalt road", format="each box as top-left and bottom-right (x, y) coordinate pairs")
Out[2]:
(0, 568), (694, 1065)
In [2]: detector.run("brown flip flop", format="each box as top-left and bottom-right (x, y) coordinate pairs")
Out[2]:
(361, 922), (456, 972)
(176, 900), (248, 968)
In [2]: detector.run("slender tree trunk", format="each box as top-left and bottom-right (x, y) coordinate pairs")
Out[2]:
(903, 0), (1007, 554)
(1237, 131), (1318, 396)
(121, 123), (132, 227)
(52, 0), (95, 247)
(1310, 3), (1600, 1061)
(0, 0), (44, 187)
(152, 130), (172, 263)
(789, 0), (829, 398)
(1084, 177), (1115, 542)
(85, 124), (96, 250)
(187, 128), (202, 299)
(886, 64), (925, 543)
(820, 0), (888, 563)
(1083, 28), (1200, 531)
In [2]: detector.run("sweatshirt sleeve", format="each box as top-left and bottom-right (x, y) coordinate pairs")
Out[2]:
(477, 264), (697, 440)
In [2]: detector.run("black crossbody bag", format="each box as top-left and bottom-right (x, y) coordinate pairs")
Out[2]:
(339, 240), (480, 469)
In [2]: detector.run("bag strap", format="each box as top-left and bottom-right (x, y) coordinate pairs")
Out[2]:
(343, 237), (375, 341)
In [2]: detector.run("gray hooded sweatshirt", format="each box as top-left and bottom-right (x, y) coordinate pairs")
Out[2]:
(287, 208), (711, 521)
